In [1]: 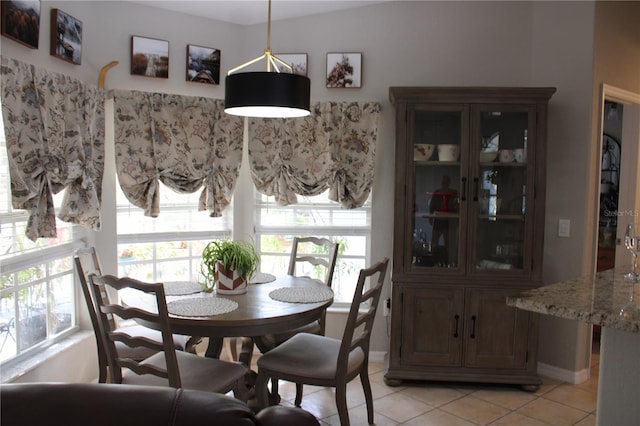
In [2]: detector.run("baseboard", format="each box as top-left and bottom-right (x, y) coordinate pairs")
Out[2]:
(537, 362), (591, 384)
(369, 350), (386, 364)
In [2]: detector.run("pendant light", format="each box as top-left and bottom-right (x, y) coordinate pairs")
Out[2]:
(224, 0), (311, 118)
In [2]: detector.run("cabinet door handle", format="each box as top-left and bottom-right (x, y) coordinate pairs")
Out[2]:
(453, 314), (459, 338)
(460, 177), (467, 201)
(470, 315), (477, 339)
(473, 177), (479, 201)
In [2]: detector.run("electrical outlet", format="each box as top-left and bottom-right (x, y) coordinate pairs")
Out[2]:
(558, 219), (571, 237)
(383, 298), (391, 316)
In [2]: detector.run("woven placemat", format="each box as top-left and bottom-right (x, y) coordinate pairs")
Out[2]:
(269, 285), (334, 303)
(249, 272), (276, 284)
(163, 281), (203, 296)
(167, 296), (238, 317)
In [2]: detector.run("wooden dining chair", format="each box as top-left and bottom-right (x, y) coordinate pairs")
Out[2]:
(74, 247), (199, 383)
(255, 258), (389, 426)
(252, 237), (339, 353)
(89, 274), (249, 400)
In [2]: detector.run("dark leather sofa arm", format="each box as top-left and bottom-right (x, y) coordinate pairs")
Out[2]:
(1, 382), (319, 426)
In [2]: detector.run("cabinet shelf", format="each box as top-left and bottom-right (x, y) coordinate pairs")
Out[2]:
(414, 160), (460, 166)
(416, 212), (459, 219)
(478, 214), (524, 221)
(483, 162), (527, 167)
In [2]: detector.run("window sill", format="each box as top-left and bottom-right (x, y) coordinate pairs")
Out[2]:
(1, 330), (93, 383)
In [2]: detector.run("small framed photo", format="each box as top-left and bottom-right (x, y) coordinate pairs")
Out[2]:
(275, 53), (308, 76)
(50, 9), (82, 65)
(326, 52), (362, 88)
(1, 0), (40, 49)
(187, 44), (220, 84)
(131, 35), (169, 78)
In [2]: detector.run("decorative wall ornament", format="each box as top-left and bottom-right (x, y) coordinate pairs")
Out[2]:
(326, 53), (362, 88)
(187, 44), (220, 84)
(274, 53), (308, 76)
(1, 0), (40, 49)
(131, 35), (169, 78)
(50, 8), (82, 65)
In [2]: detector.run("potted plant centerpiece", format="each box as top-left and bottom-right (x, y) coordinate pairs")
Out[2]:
(200, 240), (259, 294)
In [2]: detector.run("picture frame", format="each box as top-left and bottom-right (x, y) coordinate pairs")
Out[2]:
(326, 52), (362, 88)
(131, 35), (169, 78)
(50, 9), (82, 65)
(1, 0), (40, 49)
(274, 53), (308, 76)
(186, 44), (220, 85)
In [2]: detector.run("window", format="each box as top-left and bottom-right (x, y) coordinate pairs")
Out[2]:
(0, 108), (80, 365)
(255, 191), (371, 304)
(116, 183), (230, 283)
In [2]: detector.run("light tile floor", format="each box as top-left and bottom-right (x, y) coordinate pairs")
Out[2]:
(237, 342), (600, 426)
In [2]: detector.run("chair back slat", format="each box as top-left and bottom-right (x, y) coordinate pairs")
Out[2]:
(288, 237), (339, 287)
(89, 274), (182, 388)
(338, 258), (389, 372)
(108, 331), (166, 353)
(101, 304), (161, 325)
(118, 360), (170, 379)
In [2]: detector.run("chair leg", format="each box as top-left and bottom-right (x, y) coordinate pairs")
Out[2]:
(185, 336), (203, 354)
(336, 384), (350, 426)
(270, 378), (279, 401)
(360, 370), (375, 424)
(294, 383), (304, 407)
(255, 371), (271, 409)
(225, 337), (239, 361)
(233, 377), (251, 403)
(238, 337), (255, 367)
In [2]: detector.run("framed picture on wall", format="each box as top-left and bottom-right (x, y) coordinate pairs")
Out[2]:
(131, 35), (169, 78)
(50, 9), (82, 65)
(186, 44), (220, 84)
(274, 53), (308, 76)
(326, 52), (362, 88)
(1, 0), (41, 49)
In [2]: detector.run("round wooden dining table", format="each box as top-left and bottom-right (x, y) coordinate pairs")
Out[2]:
(122, 275), (333, 359)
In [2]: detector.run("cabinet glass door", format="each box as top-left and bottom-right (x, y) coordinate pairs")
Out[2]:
(410, 106), (466, 271)
(473, 107), (532, 273)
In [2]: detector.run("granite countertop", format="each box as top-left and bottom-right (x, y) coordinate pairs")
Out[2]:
(506, 267), (640, 334)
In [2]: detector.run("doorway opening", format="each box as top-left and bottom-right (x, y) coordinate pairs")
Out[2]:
(591, 85), (640, 357)
(594, 100), (624, 342)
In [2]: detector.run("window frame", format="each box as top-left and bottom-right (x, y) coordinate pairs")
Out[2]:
(253, 190), (372, 306)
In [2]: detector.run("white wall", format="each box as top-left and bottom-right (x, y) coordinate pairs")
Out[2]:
(1, 1), (603, 381)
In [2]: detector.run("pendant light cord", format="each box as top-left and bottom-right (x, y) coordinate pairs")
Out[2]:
(267, 0), (272, 51)
(227, 0), (294, 75)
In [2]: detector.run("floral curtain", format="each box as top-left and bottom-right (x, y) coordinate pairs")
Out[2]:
(113, 90), (243, 217)
(248, 101), (381, 208)
(0, 56), (105, 241)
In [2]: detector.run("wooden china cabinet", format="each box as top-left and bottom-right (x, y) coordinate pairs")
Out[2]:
(385, 87), (556, 390)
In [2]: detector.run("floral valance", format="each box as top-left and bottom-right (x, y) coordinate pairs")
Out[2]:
(113, 90), (243, 217)
(0, 56), (105, 240)
(248, 101), (381, 208)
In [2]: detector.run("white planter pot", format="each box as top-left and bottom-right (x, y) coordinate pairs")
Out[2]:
(215, 261), (248, 294)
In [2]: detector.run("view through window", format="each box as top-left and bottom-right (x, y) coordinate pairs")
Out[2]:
(255, 191), (371, 304)
(0, 108), (80, 365)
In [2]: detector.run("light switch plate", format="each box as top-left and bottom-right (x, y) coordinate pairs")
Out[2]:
(558, 219), (571, 237)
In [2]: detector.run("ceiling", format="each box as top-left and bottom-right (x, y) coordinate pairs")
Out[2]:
(131, 1), (391, 26)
